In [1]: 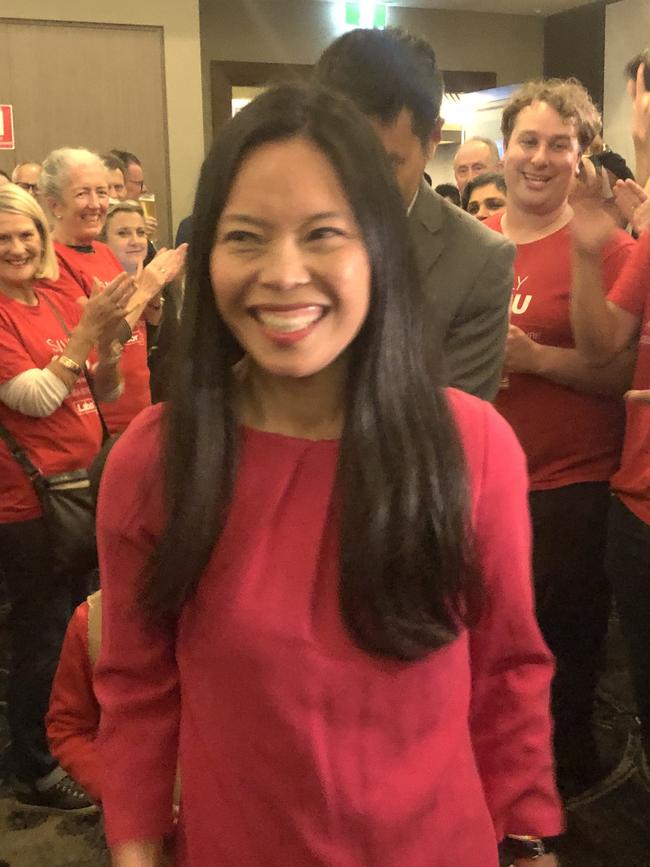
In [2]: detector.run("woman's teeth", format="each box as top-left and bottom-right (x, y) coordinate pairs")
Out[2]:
(256, 309), (324, 333)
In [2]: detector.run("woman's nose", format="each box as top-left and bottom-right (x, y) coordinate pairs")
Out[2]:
(260, 240), (310, 289)
(8, 236), (26, 255)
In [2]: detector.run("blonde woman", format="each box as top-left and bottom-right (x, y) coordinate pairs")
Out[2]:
(0, 184), (131, 810)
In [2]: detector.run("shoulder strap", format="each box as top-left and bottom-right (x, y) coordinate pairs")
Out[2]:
(40, 292), (111, 443)
(0, 421), (43, 481)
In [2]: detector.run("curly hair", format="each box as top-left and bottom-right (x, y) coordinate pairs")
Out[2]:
(501, 78), (601, 153)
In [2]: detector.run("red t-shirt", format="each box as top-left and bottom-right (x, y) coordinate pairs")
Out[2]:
(42, 241), (151, 435)
(487, 215), (634, 490)
(0, 287), (103, 523)
(608, 229), (650, 525)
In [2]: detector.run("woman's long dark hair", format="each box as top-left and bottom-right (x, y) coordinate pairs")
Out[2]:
(143, 83), (482, 661)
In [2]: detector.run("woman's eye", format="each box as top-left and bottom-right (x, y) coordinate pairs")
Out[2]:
(308, 227), (343, 241)
(224, 230), (259, 243)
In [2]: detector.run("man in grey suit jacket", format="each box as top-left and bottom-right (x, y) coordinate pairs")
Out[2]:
(315, 28), (514, 401)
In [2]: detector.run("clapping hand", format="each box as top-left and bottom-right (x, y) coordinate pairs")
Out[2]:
(613, 178), (650, 234)
(78, 273), (136, 344)
(138, 244), (188, 302)
(571, 193), (617, 254)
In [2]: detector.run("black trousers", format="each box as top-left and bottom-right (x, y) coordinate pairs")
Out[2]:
(606, 495), (650, 760)
(529, 481), (612, 777)
(0, 517), (94, 784)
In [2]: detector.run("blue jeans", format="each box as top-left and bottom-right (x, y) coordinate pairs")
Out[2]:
(0, 517), (95, 784)
(606, 495), (650, 760)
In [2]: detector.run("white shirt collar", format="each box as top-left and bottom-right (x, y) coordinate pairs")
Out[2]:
(406, 187), (419, 216)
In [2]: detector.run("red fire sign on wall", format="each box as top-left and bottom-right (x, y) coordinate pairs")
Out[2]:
(0, 105), (15, 150)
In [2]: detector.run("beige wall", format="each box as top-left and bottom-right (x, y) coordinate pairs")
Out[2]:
(200, 0), (544, 145)
(1, 1), (204, 232)
(603, 0), (646, 168)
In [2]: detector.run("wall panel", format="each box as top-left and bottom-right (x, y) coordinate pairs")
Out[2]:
(0, 19), (171, 244)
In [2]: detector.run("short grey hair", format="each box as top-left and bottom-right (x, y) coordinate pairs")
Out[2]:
(455, 136), (500, 165)
(41, 147), (107, 203)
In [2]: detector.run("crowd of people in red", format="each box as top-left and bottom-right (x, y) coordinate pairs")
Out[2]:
(0, 25), (649, 867)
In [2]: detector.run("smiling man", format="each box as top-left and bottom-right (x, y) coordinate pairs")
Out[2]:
(314, 27), (514, 401)
(486, 78), (637, 799)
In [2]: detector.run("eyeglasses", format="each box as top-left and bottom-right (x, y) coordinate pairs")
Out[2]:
(127, 178), (145, 191)
(16, 182), (39, 193)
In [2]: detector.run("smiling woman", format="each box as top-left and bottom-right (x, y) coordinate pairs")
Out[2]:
(39, 148), (186, 434)
(0, 184), (131, 812)
(210, 137), (371, 383)
(95, 83), (562, 867)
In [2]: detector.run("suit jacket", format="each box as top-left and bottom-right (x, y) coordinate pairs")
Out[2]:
(409, 182), (515, 401)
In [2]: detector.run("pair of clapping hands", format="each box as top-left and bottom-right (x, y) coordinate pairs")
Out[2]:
(76, 244), (187, 356)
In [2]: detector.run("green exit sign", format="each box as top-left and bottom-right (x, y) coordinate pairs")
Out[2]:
(345, 2), (388, 29)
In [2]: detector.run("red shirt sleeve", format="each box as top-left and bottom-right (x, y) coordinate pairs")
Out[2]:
(46, 601), (102, 803)
(0, 313), (42, 384)
(94, 405), (179, 845)
(608, 229), (650, 319)
(465, 402), (564, 839)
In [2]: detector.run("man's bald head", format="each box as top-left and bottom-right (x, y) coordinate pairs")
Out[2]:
(453, 138), (500, 193)
(12, 162), (42, 197)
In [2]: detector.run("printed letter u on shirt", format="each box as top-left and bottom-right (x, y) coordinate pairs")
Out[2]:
(511, 294), (532, 316)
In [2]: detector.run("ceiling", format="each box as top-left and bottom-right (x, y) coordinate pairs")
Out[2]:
(314, 0), (613, 18)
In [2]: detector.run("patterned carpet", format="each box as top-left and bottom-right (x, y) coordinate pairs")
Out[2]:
(1, 598), (649, 866)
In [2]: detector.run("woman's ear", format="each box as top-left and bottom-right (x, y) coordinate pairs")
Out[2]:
(46, 198), (62, 220)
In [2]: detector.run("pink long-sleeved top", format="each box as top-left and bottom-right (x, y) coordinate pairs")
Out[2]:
(95, 389), (563, 867)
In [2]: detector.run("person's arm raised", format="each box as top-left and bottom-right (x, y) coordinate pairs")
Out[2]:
(631, 63), (650, 188)
(569, 197), (640, 364)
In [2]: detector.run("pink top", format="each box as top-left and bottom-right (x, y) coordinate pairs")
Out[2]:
(95, 389), (563, 866)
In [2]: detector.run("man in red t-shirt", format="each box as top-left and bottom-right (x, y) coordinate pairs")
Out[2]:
(486, 78), (637, 798)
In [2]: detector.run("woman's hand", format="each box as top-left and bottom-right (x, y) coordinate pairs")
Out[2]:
(78, 273), (135, 344)
(138, 244), (188, 303)
(504, 324), (542, 375)
(613, 178), (647, 224)
(613, 178), (650, 234)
